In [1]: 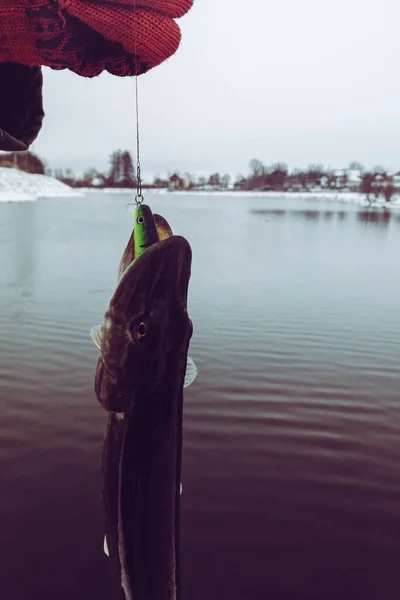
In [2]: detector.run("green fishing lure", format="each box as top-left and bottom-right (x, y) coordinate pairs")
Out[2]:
(117, 204), (174, 280)
(134, 204), (159, 258)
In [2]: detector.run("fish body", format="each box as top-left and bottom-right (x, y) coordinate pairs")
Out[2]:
(94, 235), (193, 600)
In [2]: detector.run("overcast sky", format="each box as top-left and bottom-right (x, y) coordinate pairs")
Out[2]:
(32, 0), (400, 178)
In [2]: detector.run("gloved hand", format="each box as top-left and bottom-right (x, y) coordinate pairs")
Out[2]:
(0, 63), (44, 151)
(0, 0), (193, 77)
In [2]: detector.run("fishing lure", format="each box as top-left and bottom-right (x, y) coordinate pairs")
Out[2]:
(133, 203), (158, 258)
(117, 204), (173, 280)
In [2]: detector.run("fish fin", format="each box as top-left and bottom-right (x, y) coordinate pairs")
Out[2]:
(104, 535), (109, 557)
(184, 356), (198, 388)
(154, 213), (173, 240)
(90, 323), (104, 351)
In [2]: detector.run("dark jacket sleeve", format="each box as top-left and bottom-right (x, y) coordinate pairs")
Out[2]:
(0, 63), (44, 151)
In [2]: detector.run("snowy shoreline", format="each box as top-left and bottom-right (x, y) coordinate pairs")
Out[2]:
(81, 186), (400, 208)
(1, 170), (399, 210)
(0, 167), (83, 202)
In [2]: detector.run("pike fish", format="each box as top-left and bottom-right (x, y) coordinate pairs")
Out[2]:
(91, 230), (196, 600)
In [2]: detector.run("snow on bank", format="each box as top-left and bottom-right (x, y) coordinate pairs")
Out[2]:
(69, 186), (400, 209)
(81, 187), (134, 194)
(0, 167), (83, 202)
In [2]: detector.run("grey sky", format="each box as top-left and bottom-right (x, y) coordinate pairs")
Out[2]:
(32, 0), (400, 178)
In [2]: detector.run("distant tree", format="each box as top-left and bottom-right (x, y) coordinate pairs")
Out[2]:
(372, 165), (387, 176)
(121, 151), (135, 187)
(360, 172), (375, 200)
(197, 176), (206, 189)
(290, 168), (308, 190)
(249, 158), (265, 177)
(153, 175), (168, 188)
(107, 150), (135, 187)
(208, 173), (221, 188)
(55, 167), (76, 187)
(383, 183), (395, 203)
(306, 164), (325, 187)
(308, 163), (324, 174)
(0, 151), (45, 174)
(169, 173), (185, 190)
(183, 172), (195, 189)
(221, 174), (231, 189)
(79, 168), (99, 187)
(234, 174), (248, 190)
(269, 164), (288, 190)
(108, 150), (123, 185)
(271, 162), (288, 173)
(248, 159), (268, 190)
(349, 161), (364, 173)
(63, 168), (76, 186)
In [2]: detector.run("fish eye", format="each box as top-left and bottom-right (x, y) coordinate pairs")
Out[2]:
(137, 216), (144, 224)
(137, 322), (147, 338)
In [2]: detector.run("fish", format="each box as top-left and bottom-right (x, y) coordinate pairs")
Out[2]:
(91, 234), (196, 600)
(93, 205), (195, 387)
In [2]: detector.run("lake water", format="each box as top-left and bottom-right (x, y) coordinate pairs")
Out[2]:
(1, 192), (400, 600)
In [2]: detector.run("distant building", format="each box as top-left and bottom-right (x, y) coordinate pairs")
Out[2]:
(391, 171), (400, 188)
(332, 169), (347, 188)
(346, 169), (362, 190)
(234, 178), (248, 191)
(374, 174), (386, 183)
(169, 173), (185, 190)
(92, 176), (103, 187)
(330, 168), (362, 190)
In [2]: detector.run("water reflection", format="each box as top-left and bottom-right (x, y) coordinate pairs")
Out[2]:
(0, 202), (36, 316)
(299, 210), (319, 220)
(251, 207), (398, 229)
(357, 209), (391, 228)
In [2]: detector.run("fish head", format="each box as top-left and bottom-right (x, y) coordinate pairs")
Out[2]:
(95, 235), (193, 413)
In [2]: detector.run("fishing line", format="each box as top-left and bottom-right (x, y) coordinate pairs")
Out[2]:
(133, 0), (143, 206)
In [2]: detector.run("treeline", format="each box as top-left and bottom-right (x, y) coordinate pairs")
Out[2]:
(52, 154), (398, 201)
(235, 160), (397, 200)
(52, 151), (234, 191)
(0, 151), (45, 174)
(53, 150), (137, 188)
(0, 150), (138, 189)
(0, 151), (398, 201)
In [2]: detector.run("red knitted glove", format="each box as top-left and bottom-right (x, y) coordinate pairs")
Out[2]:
(0, 0), (193, 77)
